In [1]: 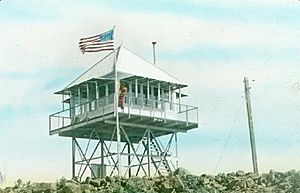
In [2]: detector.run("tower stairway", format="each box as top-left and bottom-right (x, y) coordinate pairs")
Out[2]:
(140, 136), (172, 176)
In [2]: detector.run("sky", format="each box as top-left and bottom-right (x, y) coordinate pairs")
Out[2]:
(1, 0), (300, 186)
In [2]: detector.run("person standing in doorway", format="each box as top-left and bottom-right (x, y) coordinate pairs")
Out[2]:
(118, 81), (127, 110)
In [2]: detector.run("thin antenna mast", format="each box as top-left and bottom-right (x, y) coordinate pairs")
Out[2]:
(152, 41), (157, 64)
(244, 77), (259, 174)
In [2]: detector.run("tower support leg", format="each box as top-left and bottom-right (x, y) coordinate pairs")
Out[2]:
(72, 137), (76, 179)
(101, 139), (104, 178)
(127, 142), (131, 177)
(175, 132), (178, 169)
(147, 129), (151, 176)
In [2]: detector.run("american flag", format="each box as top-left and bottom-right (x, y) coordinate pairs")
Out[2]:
(79, 29), (114, 53)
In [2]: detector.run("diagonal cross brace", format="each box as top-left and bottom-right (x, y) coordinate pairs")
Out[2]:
(141, 140), (161, 176)
(124, 129), (148, 176)
(79, 140), (101, 179)
(74, 139), (98, 180)
(75, 130), (102, 180)
(110, 143), (128, 176)
(120, 126), (147, 176)
(150, 131), (174, 176)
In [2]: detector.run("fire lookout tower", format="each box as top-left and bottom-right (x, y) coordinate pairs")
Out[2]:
(49, 46), (198, 180)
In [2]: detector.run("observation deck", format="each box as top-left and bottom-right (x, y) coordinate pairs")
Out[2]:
(49, 94), (198, 143)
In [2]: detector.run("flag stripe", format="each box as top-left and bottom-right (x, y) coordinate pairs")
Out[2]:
(79, 38), (100, 45)
(80, 45), (114, 50)
(80, 34), (100, 41)
(81, 44), (114, 48)
(79, 36), (100, 42)
(80, 43), (114, 49)
(79, 41), (113, 48)
(83, 48), (114, 53)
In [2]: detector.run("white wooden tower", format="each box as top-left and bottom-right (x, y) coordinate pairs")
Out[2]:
(49, 46), (198, 180)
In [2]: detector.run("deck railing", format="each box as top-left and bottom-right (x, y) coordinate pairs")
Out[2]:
(125, 97), (198, 125)
(49, 94), (198, 134)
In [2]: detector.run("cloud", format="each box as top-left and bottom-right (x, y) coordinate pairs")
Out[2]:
(98, 0), (300, 25)
(1, 2), (299, 76)
(0, 0), (61, 22)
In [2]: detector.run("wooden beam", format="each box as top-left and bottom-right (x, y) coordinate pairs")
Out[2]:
(104, 120), (187, 133)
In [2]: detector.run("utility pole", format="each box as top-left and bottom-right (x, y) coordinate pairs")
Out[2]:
(244, 77), (259, 174)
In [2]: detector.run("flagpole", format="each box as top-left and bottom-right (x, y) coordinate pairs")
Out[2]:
(113, 27), (121, 176)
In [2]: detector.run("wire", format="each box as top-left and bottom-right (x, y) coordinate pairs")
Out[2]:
(213, 98), (244, 174)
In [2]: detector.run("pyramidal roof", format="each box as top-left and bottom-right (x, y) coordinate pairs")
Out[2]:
(65, 46), (185, 89)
